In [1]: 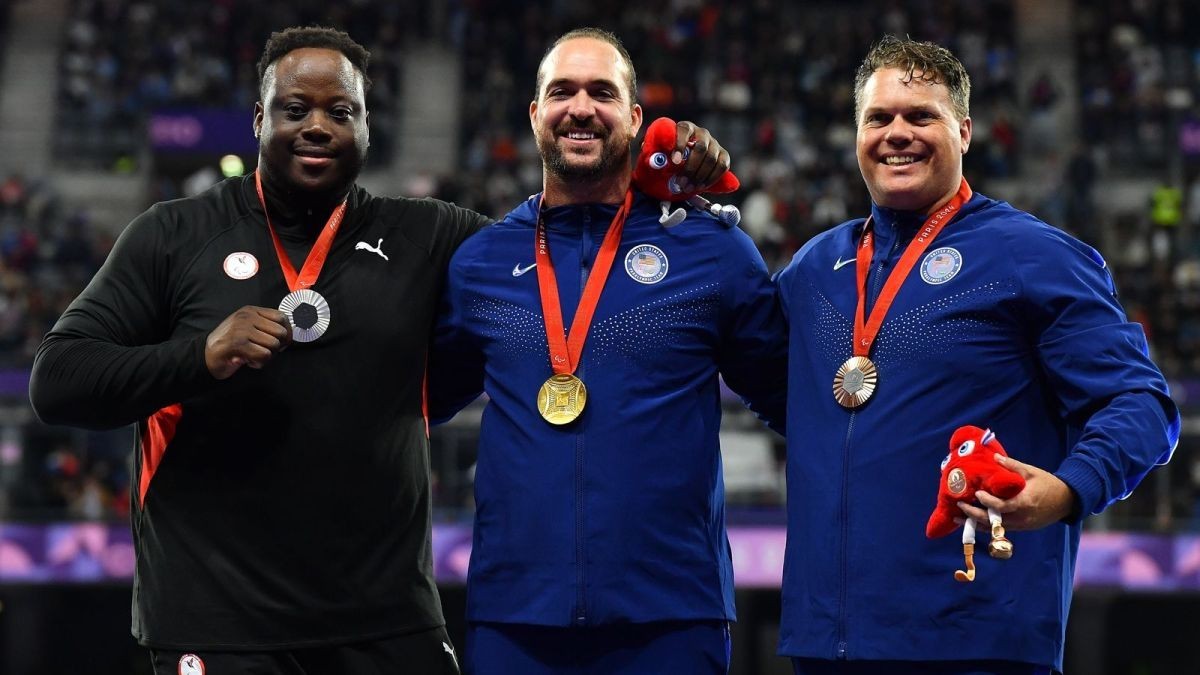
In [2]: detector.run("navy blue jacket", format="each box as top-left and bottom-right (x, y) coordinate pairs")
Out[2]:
(775, 193), (1179, 670)
(431, 192), (787, 626)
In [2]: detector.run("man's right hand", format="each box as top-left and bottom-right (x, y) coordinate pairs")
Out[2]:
(205, 306), (293, 380)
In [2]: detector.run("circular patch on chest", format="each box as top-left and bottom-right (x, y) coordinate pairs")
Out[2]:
(920, 247), (962, 285)
(223, 252), (259, 280)
(624, 244), (669, 284)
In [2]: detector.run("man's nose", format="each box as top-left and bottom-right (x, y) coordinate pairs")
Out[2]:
(567, 91), (596, 120)
(302, 111), (334, 138)
(884, 119), (913, 144)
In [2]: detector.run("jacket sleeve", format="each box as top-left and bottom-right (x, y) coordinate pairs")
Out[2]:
(717, 229), (789, 435)
(417, 197), (492, 262)
(1015, 221), (1180, 519)
(29, 205), (217, 430)
(426, 247), (485, 424)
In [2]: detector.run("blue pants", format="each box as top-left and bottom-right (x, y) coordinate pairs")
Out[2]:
(791, 658), (1053, 675)
(467, 620), (731, 675)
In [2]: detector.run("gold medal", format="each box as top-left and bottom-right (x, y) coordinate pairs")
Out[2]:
(833, 356), (877, 408)
(532, 190), (631, 426)
(537, 373), (588, 425)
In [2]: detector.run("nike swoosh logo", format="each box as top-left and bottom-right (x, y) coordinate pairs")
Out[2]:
(833, 257), (856, 271)
(512, 262), (537, 277)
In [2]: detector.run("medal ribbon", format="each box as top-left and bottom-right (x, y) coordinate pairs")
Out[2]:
(254, 169), (348, 292)
(535, 189), (634, 374)
(853, 178), (972, 356)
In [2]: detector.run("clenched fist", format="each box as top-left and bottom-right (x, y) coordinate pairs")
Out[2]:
(205, 306), (293, 380)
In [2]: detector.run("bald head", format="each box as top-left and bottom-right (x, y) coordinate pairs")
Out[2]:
(535, 28), (637, 104)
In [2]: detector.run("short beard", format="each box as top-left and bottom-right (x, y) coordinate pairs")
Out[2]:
(539, 134), (629, 183)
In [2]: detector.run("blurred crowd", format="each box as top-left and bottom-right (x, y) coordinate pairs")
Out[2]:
(0, 173), (110, 368)
(54, 0), (422, 169)
(1074, 0), (1200, 174)
(1, 0), (1198, 525)
(1067, 0), (1200, 379)
(0, 172), (122, 521)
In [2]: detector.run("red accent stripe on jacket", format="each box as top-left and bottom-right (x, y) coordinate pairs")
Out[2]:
(139, 403), (182, 504)
(421, 365), (430, 439)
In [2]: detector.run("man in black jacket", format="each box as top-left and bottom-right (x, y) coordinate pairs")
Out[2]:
(31, 26), (485, 675)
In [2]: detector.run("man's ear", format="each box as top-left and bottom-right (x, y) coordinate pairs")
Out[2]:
(253, 101), (264, 139)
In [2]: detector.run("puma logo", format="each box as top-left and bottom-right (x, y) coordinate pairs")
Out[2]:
(355, 238), (389, 261)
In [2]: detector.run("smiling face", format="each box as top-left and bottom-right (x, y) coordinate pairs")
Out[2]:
(530, 37), (642, 186)
(254, 47), (369, 205)
(856, 67), (971, 214)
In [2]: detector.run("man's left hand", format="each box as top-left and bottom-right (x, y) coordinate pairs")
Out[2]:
(672, 121), (731, 193)
(957, 454), (1078, 531)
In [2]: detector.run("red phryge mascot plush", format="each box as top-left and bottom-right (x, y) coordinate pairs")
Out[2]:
(632, 117), (741, 227)
(927, 425), (1026, 582)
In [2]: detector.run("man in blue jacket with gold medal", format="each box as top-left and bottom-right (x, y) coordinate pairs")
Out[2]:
(431, 27), (787, 675)
(775, 36), (1179, 674)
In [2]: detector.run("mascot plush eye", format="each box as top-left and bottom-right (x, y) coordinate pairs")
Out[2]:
(940, 454), (951, 470)
(649, 152), (668, 169)
(956, 440), (975, 457)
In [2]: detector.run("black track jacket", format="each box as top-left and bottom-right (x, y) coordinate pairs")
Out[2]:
(30, 175), (487, 649)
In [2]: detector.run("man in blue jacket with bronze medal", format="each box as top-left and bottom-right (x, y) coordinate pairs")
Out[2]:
(775, 35), (1179, 675)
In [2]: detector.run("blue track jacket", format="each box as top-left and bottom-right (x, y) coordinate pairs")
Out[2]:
(774, 193), (1179, 670)
(431, 192), (788, 626)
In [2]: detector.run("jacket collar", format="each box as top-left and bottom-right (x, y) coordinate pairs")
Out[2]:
(866, 191), (987, 240)
(239, 174), (364, 240)
(505, 190), (655, 231)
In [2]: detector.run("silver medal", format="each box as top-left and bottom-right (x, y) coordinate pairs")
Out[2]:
(278, 289), (331, 343)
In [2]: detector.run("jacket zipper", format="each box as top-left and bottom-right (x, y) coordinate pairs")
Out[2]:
(837, 412), (855, 659)
(573, 208), (594, 625)
(837, 229), (900, 659)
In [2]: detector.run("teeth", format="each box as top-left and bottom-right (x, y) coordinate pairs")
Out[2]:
(885, 156), (917, 165)
(567, 132), (597, 140)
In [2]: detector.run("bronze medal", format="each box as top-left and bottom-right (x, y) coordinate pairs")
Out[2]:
(832, 355), (877, 409)
(839, 179), (972, 411)
(947, 467), (968, 496)
(537, 373), (588, 425)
